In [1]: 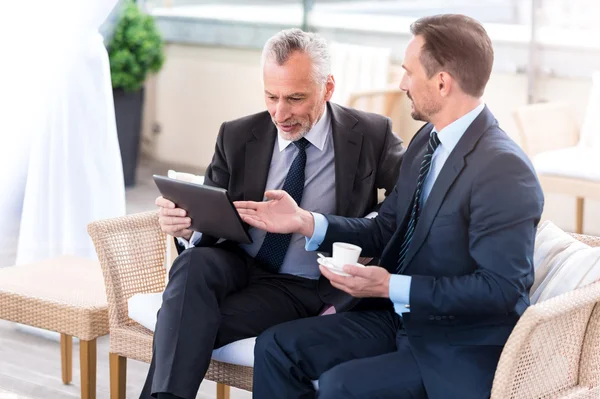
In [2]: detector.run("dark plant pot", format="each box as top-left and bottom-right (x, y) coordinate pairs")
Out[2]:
(113, 88), (144, 187)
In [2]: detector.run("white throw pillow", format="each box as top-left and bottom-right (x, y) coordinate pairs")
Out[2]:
(531, 221), (600, 304)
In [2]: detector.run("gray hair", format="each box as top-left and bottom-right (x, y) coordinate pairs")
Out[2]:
(261, 28), (331, 85)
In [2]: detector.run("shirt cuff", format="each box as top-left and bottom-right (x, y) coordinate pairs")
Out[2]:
(304, 212), (328, 251)
(176, 231), (203, 249)
(389, 274), (412, 311)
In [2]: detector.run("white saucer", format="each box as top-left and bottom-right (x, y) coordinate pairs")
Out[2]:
(317, 257), (365, 277)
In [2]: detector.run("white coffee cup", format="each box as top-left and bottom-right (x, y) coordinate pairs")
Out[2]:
(331, 242), (362, 268)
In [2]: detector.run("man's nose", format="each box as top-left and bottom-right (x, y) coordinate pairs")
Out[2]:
(274, 101), (291, 122)
(399, 74), (409, 92)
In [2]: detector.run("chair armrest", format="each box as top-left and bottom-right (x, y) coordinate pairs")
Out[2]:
(88, 210), (167, 330)
(513, 101), (579, 158)
(491, 281), (600, 399)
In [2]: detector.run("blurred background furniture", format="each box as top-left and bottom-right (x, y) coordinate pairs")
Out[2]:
(89, 209), (600, 399)
(347, 86), (419, 145)
(0, 256), (109, 399)
(514, 71), (600, 234)
(329, 41), (419, 145)
(329, 41), (391, 106)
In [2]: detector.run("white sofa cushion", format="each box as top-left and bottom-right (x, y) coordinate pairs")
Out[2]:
(533, 147), (600, 181)
(127, 293), (257, 367)
(531, 220), (600, 303)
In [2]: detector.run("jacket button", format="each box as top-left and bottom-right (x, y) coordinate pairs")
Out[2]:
(442, 315), (448, 320)
(429, 315), (435, 321)
(449, 315), (455, 320)
(435, 316), (442, 321)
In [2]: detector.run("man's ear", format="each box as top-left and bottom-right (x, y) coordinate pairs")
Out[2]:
(438, 72), (452, 97)
(324, 75), (335, 101)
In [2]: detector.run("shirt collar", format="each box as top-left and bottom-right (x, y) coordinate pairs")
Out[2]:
(434, 103), (485, 153)
(278, 106), (330, 152)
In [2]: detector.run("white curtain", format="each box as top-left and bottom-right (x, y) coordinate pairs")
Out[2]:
(0, 0), (126, 266)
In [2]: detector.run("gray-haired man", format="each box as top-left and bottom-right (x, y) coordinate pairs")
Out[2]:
(141, 28), (405, 399)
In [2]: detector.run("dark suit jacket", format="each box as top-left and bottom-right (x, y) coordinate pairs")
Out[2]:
(183, 101), (404, 311)
(319, 106), (544, 399)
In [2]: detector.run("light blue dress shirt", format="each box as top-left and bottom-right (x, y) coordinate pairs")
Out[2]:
(307, 103), (485, 315)
(179, 107), (337, 279)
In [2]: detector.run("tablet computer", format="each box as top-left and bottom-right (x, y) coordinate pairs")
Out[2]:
(153, 175), (253, 244)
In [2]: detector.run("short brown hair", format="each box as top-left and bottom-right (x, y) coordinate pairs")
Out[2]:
(410, 14), (494, 97)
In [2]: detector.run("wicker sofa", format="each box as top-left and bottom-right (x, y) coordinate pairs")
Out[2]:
(88, 210), (600, 399)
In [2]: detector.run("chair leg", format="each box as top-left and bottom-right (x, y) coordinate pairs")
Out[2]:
(576, 197), (584, 234)
(80, 339), (97, 399)
(109, 353), (127, 399)
(216, 383), (230, 399)
(60, 334), (72, 384)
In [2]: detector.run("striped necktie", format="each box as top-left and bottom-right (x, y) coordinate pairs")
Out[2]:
(254, 138), (310, 272)
(396, 130), (441, 273)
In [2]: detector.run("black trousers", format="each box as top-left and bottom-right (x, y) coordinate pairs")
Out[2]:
(140, 243), (324, 399)
(253, 310), (427, 399)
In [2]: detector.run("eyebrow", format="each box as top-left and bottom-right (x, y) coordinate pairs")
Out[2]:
(264, 91), (307, 98)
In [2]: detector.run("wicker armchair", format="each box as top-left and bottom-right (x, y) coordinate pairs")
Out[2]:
(88, 211), (251, 399)
(89, 211), (600, 399)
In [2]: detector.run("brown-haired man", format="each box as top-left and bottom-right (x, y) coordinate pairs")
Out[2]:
(237, 14), (544, 399)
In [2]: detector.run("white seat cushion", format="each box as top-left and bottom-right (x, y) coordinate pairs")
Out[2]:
(127, 293), (256, 367)
(128, 293), (163, 331)
(533, 146), (600, 181)
(212, 337), (256, 367)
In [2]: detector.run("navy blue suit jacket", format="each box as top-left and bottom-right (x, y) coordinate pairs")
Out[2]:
(318, 106), (544, 399)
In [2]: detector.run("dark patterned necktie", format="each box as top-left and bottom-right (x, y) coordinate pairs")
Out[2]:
(396, 130), (441, 273)
(255, 138), (310, 272)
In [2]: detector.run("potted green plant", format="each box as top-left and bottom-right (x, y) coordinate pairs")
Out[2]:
(108, 0), (165, 187)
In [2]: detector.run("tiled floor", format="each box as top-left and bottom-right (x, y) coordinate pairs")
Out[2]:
(0, 157), (252, 399)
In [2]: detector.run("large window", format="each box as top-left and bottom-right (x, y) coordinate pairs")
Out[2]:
(145, 0), (600, 28)
(145, 0), (600, 82)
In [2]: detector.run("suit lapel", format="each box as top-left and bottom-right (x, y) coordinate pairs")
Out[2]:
(244, 117), (277, 201)
(379, 126), (431, 269)
(402, 106), (497, 269)
(329, 103), (361, 216)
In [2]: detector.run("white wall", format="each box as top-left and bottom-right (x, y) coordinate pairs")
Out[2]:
(145, 44), (265, 168)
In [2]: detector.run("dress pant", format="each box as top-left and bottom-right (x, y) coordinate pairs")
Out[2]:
(253, 310), (428, 399)
(140, 242), (324, 399)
